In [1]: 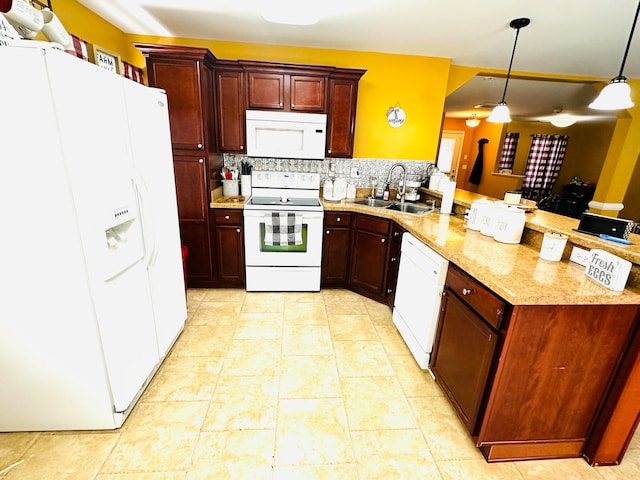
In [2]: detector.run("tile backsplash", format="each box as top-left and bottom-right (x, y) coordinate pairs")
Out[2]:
(223, 154), (437, 189)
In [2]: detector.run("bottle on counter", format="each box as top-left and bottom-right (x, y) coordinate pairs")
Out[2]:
(333, 177), (347, 199)
(383, 183), (390, 201)
(346, 182), (356, 199)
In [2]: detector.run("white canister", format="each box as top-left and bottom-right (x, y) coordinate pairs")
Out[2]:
(241, 174), (252, 197)
(322, 179), (333, 200)
(222, 179), (239, 197)
(493, 206), (526, 244)
(346, 183), (356, 199)
(467, 198), (489, 231)
(439, 179), (456, 215)
(539, 232), (568, 261)
(479, 201), (501, 237)
(428, 173), (444, 191)
(333, 177), (347, 199)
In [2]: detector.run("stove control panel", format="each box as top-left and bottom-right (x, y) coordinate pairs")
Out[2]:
(252, 171), (320, 189)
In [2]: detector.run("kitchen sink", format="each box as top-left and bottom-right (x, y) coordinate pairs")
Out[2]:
(350, 197), (436, 216)
(386, 203), (436, 216)
(351, 198), (392, 208)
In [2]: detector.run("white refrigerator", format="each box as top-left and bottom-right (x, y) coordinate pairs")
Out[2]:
(0, 45), (187, 431)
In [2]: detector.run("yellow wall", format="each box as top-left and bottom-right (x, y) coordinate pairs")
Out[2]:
(50, 1), (638, 214)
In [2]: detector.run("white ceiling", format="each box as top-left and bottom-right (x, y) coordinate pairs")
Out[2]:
(77, 0), (640, 122)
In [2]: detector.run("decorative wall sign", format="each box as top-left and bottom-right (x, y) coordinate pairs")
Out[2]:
(87, 43), (122, 74)
(386, 102), (406, 128)
(585, 249), (631, 291)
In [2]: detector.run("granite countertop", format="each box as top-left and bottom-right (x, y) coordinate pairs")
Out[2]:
(210, 186), (640, 306)
(323, 197), (640, 306)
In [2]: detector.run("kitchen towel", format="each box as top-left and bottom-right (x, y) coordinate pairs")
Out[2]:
(468, 138), (489, 185)
(264, 212), (303, 246)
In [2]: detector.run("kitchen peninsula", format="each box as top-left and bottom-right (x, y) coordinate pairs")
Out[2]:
(211, 187), (640, 466)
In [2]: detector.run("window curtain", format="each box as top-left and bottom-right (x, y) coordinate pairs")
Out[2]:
(498, 132), (519, 171)
(521, 134), (569, 202)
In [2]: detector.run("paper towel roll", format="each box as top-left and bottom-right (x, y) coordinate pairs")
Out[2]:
(439, 179), (455, 215)
(539, 232), (568, 261)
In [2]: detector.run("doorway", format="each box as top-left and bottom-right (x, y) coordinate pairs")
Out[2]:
(437, 130), (465, 183)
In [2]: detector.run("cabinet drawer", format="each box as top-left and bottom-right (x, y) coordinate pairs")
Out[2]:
(213, 209), (242, 225)
(355, 214), (390, 235)
(446, 264), (506, 331)
(325, 212), (351, 228)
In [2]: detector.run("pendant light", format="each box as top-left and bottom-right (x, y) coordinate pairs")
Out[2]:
(589, 0), (640, 110)
(487, 18), (531, 123)
(465, 114), (480, 127)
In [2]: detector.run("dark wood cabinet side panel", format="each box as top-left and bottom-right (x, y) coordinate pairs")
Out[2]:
(479, 305), (638, 443)
(151, 62), (204, 149)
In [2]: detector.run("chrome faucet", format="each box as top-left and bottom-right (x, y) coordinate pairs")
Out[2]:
(385, 163), (407, 202)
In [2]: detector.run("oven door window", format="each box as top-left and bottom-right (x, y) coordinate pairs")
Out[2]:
(259, 223), (308, 252)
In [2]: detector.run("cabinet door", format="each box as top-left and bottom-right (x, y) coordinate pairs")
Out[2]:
(290, 75), (326, 112)
(149, 59), (206, 151)
(322, 229), (351, 286)
(173, 155), (213, 286)
(247, 72), (285, 110)
(430, 289), (498, 434)
(212, 214), (245, 286)
(216, 69), (245, 152)
(327, 78), (359, 157)
(349, 229), (388, 297)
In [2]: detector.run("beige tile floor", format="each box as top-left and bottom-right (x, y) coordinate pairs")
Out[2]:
(2, 288), (640, 480)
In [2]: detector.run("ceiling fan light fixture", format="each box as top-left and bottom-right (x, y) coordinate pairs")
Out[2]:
(590, 0), (640, 110)
(465, 114), (480, 127)
(550, 113), (577, 127)
(589, 77), (634, 110)
(487, 103), (511, 123)
(261, 1), (320, 25)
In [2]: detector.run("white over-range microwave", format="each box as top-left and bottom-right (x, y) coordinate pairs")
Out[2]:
(245, 110), (327, 160)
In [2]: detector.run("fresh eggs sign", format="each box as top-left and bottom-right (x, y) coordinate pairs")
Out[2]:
(585, 249), (631, 292)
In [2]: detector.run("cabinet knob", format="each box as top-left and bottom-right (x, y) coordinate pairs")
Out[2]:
(387, 288), (393, 294)
(225, 215), (230, 220)
(197, 143), (203, 149)
(394, 231), (401, 237)
(291, 104), (295, 109)
(326, 230), (330, 235)
(462, 288), (474, 296)
(240, 145), (244, 150)
(327, 149), (332, 154)
(236, 228), (241, 233)
(279, 102), (283, 107)
(336, 217), (341, 222)
(198, 158), (204, 163)
(391, 257), (398, 263)
(381, 238), (386, 243)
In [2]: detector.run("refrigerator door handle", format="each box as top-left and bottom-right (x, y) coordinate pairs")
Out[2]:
(131, 170), (158, 269)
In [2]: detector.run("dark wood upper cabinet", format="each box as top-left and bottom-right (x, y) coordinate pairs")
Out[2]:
(215, 64), (245, 153)
(327, 73), (363, 158)
(246, 71), (326, 112)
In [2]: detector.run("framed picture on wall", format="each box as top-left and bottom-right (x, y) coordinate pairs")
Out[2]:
(87, 43), (122, 75)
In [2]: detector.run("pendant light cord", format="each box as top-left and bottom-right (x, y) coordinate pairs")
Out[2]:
(500, 26), (523, 103)
(617, 0), (640, 78)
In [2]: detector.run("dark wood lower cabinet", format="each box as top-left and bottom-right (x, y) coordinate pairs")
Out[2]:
(430, 288), (498, 434)
(321, 212), (352, 287)
(210, 209), (245, 287)
(349, 214), (390, 301)
(431, 263), (640, 463)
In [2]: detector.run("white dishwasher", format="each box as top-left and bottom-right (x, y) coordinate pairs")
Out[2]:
(392, 232), (449, 369)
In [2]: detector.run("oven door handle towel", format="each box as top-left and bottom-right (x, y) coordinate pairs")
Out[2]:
(264, 212), (303, 246)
